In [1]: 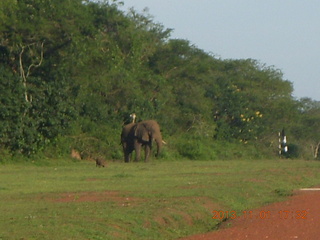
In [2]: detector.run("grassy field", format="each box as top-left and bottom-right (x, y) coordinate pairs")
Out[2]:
(0, 159), (320, 240)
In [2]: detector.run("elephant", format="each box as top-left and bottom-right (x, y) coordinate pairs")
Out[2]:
(121, 122), (136, 162)
(121, 120), (163, 162)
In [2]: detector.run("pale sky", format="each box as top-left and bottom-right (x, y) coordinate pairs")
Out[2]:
(121, 0), (320, 101)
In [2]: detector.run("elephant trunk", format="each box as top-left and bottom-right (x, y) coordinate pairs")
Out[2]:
(154, 137), (162, 157)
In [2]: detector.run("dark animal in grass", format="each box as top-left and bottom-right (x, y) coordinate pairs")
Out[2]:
(95, 157), (107, 167)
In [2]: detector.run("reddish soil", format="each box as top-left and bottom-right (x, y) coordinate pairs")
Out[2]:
(45, 191), (143, 206)
(179, 189), (320, 240)
(43, 188), (320, 239)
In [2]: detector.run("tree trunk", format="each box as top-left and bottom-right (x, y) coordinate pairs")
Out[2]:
(18, 42), (44, 103)
(313, 142), (320, 159)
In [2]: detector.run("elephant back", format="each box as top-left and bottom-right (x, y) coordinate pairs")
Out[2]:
(140, 120), (160, 132)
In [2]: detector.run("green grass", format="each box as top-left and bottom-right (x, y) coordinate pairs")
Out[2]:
(0, 159), (320, 239)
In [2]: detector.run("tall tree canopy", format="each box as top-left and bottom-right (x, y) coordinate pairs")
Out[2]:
(0, 0), (318, 159)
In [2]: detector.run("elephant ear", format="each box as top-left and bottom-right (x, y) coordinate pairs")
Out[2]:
(134, 123), (150, 142)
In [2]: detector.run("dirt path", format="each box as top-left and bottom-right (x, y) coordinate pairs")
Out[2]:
(179, 189), (320, 240)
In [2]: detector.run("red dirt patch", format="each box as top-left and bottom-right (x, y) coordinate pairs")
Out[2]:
(153, 208), (194, 227)
(245, 178), (266, 183)
(179, 189), (320, 240)
(85, 178), (101, 181)
(46, 191), (143, 206)
(150, 196), (222, 228)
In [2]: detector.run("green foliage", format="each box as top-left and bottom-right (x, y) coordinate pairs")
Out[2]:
(211, 59), (294, 142)
(0, 1), (318, 159)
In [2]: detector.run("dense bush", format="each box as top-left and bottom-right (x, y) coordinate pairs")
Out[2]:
(0, 1), (319, 161)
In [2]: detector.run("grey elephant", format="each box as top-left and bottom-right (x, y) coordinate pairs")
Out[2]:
(121, 122), (136, 162)
(121, 120), (163, 162)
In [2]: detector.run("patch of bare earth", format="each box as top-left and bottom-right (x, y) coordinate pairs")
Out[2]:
(150, 196), (222, 229)
(45, 191), (144, 206)
(179, 189), (320, 240)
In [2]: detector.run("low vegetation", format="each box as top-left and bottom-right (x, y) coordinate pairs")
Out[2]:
(0, 159), (319, 239)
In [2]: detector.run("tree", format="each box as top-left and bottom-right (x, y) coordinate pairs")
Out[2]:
(0, 0), (86, 154)
(292, 98), (320, 159)
(0, 0), (314, 160)
(211, 59), (296, 145)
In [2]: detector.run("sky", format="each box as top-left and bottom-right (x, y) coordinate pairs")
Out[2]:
(120, 0), (320, 101)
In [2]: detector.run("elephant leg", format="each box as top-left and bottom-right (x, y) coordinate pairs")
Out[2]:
(134, 142), (141, 162)
(124, 152), (130, 163)
(144, 145), (151, 162)
(123, 144), (130, 163)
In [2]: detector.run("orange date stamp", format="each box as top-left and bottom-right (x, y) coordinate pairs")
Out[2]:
(212, 210), (308, 220)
